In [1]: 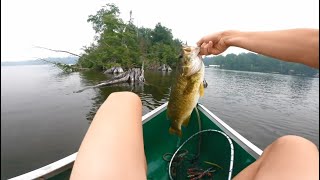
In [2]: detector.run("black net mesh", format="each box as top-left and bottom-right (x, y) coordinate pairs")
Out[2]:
(165, 129), (232, 180)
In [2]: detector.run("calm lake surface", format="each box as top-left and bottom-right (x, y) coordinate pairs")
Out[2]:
(1, 65), (319, 179)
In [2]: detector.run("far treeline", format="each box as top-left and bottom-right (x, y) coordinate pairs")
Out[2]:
(76, 3), (182, 70)
(203, 53), (319, 77)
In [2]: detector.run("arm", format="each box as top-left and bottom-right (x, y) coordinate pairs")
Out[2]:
(197, 29), (319, 69)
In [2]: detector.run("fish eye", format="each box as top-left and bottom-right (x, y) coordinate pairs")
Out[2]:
(183, 47), (191, 52)
(178, 54), (183, 59)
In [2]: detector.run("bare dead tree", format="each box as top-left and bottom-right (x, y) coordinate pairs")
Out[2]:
(74, 68), (145, 93)
(33, 45), (100, 67)
(34, 46), (81, 57)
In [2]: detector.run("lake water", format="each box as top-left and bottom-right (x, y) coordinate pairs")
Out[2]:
(1, 65), (319, 179)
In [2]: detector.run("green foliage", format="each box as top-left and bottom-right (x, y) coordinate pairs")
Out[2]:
(78, 3), (182, 70)
(151, 23), (174, 45)
(203, 53), (319, 77)
(87, 3), (121, 34)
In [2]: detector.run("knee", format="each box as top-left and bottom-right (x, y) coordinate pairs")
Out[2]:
(109, 91), (141, 100)
(274, 135), (318, 150)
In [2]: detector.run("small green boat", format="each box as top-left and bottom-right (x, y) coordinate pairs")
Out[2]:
(9, 103), (262, 180)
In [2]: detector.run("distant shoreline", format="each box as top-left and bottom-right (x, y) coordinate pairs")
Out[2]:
(1, 57), (78, 66)
(206, 67), (319, 78)
(3, 62), (318, 78)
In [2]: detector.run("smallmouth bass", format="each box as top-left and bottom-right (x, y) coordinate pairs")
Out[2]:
(167, 45), (205, 137)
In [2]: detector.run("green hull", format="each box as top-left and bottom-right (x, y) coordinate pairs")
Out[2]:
(10, 103), (262, 180)
(143, 103), (260, 180)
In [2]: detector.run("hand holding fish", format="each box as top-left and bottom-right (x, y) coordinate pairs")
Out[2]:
(197, 29), (319, 68)
(197, 31), (231, 56)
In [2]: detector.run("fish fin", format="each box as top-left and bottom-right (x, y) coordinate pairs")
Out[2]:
(181, 66), (189, 76)
(199, 82), (205, 97)
(169, 127), (182, 137)
(183, 79), (195, 95)
(182, 115), (191, 127)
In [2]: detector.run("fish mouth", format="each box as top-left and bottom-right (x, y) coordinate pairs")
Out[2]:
(193, 47), (200, 56)
(182, 45), (200, 57)
(184, 47), (203, 76)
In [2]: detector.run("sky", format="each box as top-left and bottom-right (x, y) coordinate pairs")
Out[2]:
(1, 0), (319, 62)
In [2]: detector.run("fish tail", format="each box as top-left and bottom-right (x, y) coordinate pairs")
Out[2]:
(169, 127), (182, 137)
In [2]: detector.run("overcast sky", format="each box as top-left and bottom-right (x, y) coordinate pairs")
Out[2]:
(1, 0), (319, 62)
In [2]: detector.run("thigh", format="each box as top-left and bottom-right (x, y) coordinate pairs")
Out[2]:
(233, 135), (319, 180)
(71, 92), (147, 180)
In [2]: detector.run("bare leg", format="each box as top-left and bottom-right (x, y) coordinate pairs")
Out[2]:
(70, 92), (147, 180)
(233, 135), (319, 180)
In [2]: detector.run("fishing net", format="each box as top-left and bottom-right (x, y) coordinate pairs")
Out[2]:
(165, 129), (234, 180)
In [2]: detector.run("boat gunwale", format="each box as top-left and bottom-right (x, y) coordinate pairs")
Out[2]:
(8, 103), (168, 180)
(198, 103), (263, 158)
(8, 153), (77, 180)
